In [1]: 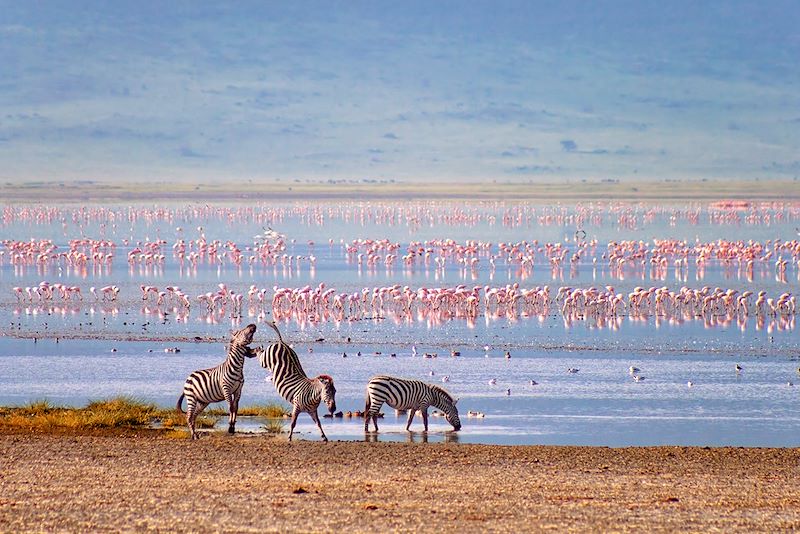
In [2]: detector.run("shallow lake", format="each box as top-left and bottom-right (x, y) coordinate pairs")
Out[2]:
(1, 201), (798, 445)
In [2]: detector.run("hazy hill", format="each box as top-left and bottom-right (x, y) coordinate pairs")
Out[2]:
(0, 1), (798, 183)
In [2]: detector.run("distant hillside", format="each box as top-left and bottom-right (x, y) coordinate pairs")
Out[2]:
(1, 1), (798, 183)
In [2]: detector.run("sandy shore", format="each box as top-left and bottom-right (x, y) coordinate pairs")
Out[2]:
(1, 431), (798, 532)
(3, 178), (800, 202)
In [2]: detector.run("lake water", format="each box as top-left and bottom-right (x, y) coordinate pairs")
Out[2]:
(1, 201), (798, 445)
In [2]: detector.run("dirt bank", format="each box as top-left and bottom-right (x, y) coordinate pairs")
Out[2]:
(1, 431), (798, 532)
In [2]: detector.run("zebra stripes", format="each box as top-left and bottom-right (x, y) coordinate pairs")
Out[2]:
(257, 321), (337, 441)
(364, 375), (461, 432)
(176, 323), (258, 439)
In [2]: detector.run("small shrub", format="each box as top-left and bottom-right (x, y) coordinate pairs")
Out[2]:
(262, 419), (285, 434)
(84, 396), (158, 427)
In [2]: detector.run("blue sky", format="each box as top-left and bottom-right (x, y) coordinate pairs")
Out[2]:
(0, 1), (798, 182)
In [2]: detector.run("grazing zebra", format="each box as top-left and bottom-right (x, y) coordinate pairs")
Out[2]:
(364, 375), (461, 432)
(257, 321), (337, 441)
(176, 323), (258, 439)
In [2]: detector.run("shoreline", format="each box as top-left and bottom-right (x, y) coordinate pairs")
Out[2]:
(2, 179), (800, 202)
(3, 332), (799, 358)
(1, 431), (798, 532)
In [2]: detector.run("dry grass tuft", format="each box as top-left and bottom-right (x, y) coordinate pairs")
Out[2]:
(0, 398), (288, 433)
(237, 403), (289, 418)
(0, 397), (159, 431)
(262, 419), (285, 434)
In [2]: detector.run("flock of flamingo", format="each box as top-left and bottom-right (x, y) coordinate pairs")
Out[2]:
(5, 276), (797, 335)
(2, 202), (799, 333)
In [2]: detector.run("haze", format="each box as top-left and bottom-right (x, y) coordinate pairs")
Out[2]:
(1, 1), (798, 183)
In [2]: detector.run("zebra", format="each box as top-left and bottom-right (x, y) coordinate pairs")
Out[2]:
(176, 323), (258, 439)
(257, 321), (336, 441)
(364, 375), (461, 432)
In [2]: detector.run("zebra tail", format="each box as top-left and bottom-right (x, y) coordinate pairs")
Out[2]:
(176, 393), (186, 414)
(267, 320), (284, 344)
(364, 393), (371, 417)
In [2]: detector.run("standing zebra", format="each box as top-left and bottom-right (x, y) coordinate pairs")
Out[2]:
(176, 323), (258, 439)
(364, 375), (461, 432)
(257, 321), (336, 441)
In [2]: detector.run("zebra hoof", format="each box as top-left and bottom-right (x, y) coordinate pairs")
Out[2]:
(228, 425), (235, 434)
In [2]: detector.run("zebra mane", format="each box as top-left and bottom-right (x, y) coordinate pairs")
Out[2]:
(266, 320), (285, 344)
(316, 374), (334, 382)
(430, 383), (454, 404)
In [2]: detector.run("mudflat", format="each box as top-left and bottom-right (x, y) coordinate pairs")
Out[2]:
(1, 431), (798, 532)
(2, 179), (799, 202)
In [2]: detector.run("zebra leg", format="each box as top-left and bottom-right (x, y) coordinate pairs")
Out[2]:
(288, 405), (300, 441)
(227, 385), (243, 434)
(405, 409), (416, 431)
(188, 401), (208, 440)
(228, 394), (239, 434)
(364, 394), (372, 432)
(421, 408), (429, 432)
(372, 413), (380, 432)
(309, 409), (328, 442)
(365, 397), (381, 432)
(185, 406), (197, 440)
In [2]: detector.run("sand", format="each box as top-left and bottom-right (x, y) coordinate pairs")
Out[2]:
(1, 430), (798, 532)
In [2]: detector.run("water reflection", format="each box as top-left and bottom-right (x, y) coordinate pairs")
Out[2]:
(363, 431), (460, 444)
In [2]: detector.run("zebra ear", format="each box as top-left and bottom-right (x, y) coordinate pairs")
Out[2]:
(454, 397), (459, 405)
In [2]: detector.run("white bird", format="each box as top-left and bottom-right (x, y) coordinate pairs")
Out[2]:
(262, 226), (284, 241)
(442, 376), (450, 383)
(633, 375), (645, 382)
(529, 380), (538, 386)
(429, 370), (435, 376)
(629, 366), (640, 375)
(735, 364), (743, 373)
(505, 388), (511, 396)
(567, 368), (579, 374)
(488, 378), (497, 385)
(687, 381), (694, 387)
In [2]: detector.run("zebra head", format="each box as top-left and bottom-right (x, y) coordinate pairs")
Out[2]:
(432, 385), (461, 431)
(317, 374), (337, 414)
(446, 400), (461, 431)
(231, 323), (257, 346)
